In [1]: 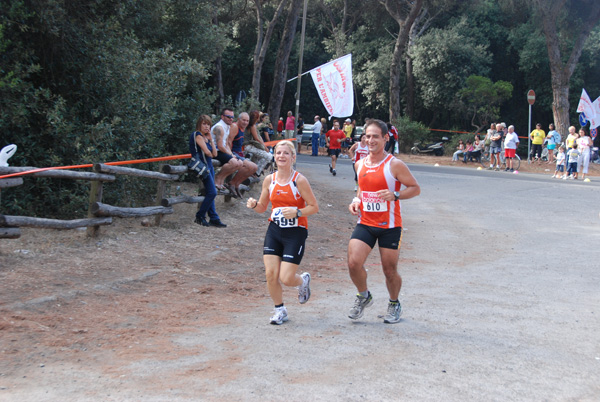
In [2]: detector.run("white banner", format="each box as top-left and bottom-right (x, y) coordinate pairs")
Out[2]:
(577, 89), (600, 129)
(309, 54), (354, 118)
(576, 88), (592, 114)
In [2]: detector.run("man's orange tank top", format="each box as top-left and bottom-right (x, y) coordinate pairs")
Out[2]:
(356, 154), (402, 228)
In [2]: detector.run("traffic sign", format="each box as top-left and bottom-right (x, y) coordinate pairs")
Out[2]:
(591, 128), (597, 139)
(527, 90), (536, 105)
(579, 112), (588, 127)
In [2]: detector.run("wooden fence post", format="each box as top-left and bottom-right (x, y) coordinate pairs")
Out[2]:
(87, 180), (103, 237)
(154, 164), (166, 226)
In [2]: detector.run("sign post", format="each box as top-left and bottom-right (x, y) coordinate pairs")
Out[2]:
(527, 90), (536, 163)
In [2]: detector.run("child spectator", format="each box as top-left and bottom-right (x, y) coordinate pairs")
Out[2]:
(565, 143), (580, 180)
(553, 145), (565, 178)
(452, 140), (465, 162)
(462, 141), (473, 163)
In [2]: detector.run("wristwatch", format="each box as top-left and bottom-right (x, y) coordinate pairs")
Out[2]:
(393, 191), (400, 201)
(296, 209), (302, 217)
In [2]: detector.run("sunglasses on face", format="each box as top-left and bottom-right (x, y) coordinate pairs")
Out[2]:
(223, 114), (234, 119)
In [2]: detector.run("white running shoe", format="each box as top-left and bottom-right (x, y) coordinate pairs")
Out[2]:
(383, 301), (403, 324)
(562, 175), (567, 180)
(269, 306), (288, 325)
(298, 272), (311, 304)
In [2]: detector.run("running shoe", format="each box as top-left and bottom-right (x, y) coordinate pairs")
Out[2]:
(348, 292), (373, 320)
(269, 306), (288, 325)
(332, 169), (337, 176)
(562, 175), (567, 180)
(298, 272), (311, 304)
(383, 301), (403, 324)
(329, 164), (333, 173)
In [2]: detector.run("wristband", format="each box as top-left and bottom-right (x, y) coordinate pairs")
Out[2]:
(252, 200), (258, 209)
(351, 197), (360, 204)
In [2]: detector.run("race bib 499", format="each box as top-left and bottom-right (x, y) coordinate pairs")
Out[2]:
(361, 191), (387, 212)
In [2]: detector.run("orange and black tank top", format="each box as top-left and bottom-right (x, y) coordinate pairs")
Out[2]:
(268, 171), (308, 229)
(356, 154), (402, 228)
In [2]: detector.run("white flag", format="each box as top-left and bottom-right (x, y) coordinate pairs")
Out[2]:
(589, 96), (600, 129)
(576, 89), (594, 115)
(309, 54), (354, 118)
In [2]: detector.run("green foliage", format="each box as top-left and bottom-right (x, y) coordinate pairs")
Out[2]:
(393, 116), (431, 153)
(409, 18), (491, 121)
(459, 75), (513, 131)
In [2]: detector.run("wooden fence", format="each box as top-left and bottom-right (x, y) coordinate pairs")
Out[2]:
(0, 162), (240, 239)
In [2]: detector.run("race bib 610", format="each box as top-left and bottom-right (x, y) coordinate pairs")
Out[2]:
(361, 191), (387, 212)
(271, 207), (298, 228)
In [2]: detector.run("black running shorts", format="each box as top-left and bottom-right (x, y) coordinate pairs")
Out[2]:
(351, 224), (402, 250)
(263, 222), (308, 265)
(328, 148), (341, 157)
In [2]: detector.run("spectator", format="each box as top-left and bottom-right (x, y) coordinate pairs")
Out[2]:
(385, 122), (398, 154)
(342, 118), (353, 157)
(296, 114), (304, 147)
(462, 140), (473, 163)
(452, 139), (465, 162)
(257, 113), (272, 143)
(319, 118), (328, 155)
(565, 126), (578, 167)
(530, 123), (545, 162)
(190, 115), (226, 228)
(576, 128), (593, 181)
(285, 111), (295, 139)
(277, 117), (284, 138)
(565, 143), (580, 179)
(504, 125), (520, 172)
(546, 123), (560, 163)
(211, 108), (243, 192)
(245, 110), (275, 176)
(553, 145), (566, 178)
(311, 115), (322, 156)
(488, 124), (504, 171)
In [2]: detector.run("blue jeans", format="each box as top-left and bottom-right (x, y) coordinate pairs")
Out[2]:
(311, 133), (320, 155)
(319, 134), (326, 147)
(197, 163), (220, 222)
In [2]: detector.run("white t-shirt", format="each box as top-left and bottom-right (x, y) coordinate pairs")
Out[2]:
(504, 132), (519, 150)
(211, 120), (230, 149)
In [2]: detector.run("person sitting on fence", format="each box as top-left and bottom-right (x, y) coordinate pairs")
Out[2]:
(189, 115), (226, 228)
(211, 109), (243, 193)
(462, 141), (473, 163)
(452, 140), (465, 161)
(225, 118), (258, 198)
(464, 136), (482, 162)
(245, 110), (274, 176)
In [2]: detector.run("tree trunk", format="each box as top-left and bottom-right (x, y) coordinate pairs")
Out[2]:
(213, 11), (224, 111)
(535, 0), (600, 136)
(405, 53), (415, 120)
(251, 0), (287, 101)
(384, 0), (424, 122)
(267, 0), (303, 123)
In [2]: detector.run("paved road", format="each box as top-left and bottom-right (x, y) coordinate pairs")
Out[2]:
(182, 156), (600, 401)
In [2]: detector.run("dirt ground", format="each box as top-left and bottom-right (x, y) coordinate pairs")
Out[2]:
(1, 149), (598, 400)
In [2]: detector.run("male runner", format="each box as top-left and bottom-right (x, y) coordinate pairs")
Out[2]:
(347, 119), (420, 323)
(326, 119), (345, 176)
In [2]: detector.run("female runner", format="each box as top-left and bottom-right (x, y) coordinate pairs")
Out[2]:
(246, 140), (319, 325)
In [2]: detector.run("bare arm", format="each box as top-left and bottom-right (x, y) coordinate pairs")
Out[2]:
(195, 134), (213, 157)
(246, 174), (272, 213)
(376, 158), (420, 202)
(228, 123), (238, 151)
(349, 159), (364, 215)
(279, 174), (318, 219)
(250, 125), (267, 147)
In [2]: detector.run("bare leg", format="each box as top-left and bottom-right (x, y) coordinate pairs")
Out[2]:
(379, 247), (402, 300)
(264, 255), (302, 305)
(215, 159), (241, 186)
(347, 239), (372, 293)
